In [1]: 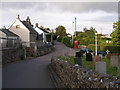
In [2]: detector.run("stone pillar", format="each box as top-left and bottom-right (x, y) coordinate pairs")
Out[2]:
(95, 61), (106, 74)
(118, 55), (120, 76)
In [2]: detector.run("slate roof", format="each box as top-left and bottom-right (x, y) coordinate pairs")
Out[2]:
(21, 21), (38, 34)
(35, 26), (49, 33)
(0, 29), (19, 37)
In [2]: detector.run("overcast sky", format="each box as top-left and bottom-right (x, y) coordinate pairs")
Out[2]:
(0, 1), (119, 35)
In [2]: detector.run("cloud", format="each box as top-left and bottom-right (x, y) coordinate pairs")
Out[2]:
(0, 2), (118, 35)
(1, 2), (118, 13)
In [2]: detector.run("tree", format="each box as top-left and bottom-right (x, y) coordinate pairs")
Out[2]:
(77, 27), (96, 45)
(55, 25), (67, 37)
(110, 18), (120, 46)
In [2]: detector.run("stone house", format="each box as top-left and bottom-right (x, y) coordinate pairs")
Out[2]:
(9, 15), (38, 47)
(0, 29), (20, 48)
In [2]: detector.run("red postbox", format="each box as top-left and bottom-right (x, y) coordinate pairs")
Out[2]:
(74, 41), (78, 48)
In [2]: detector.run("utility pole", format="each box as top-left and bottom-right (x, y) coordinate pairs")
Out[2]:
(95, 32), (97, 56)
(75, 17), (77, 38)
(72, 21), (74, 44)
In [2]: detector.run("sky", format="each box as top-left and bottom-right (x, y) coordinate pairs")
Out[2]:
(0, 0), (119, 36)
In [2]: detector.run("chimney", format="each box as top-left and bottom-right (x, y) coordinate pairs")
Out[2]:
(17, 14), (20, 20)
(35, 23), (38, 27)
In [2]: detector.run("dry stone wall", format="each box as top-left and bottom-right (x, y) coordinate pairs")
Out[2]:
(51, 57), (120, 88)
(2, 48), (26, 65)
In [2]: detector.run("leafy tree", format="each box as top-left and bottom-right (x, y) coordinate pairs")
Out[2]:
(77, 27), (96, 45)
(110, 18), (120, 46)
(55, 25), (67, 37)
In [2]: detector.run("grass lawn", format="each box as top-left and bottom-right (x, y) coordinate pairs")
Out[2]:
(58, 55), (117, 76)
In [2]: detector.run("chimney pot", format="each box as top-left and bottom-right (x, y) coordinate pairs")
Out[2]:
(17, 14), (20, 20)
(36, 23), (38, 27)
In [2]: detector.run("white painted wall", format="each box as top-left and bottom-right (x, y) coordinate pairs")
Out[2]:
(0, 31), (7, 47)
(34, 27), (47, 42)
(0, 31), (6, 38)
(9, 19), (30, 47)
(34, 27), (44, 35)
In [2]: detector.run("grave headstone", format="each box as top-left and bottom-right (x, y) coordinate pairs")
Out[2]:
(99, 54), (103, 58)
(110, 56), (118, 67)
(117, 55), (120, 76)
(106, 49), (110, 54)
(75, 52), (83, 57)
(74, 57), (82, 66)
(86, 53), (93, 61)
(93, 56), (101, 66)
(95, 61), (106, 74)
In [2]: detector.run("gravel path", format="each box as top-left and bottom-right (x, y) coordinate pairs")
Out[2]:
(2, 41), (80, 88)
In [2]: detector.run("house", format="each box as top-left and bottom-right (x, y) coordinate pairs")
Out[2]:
(67, 33), (72, 37)
(9, 15), (38, 47)
(34, 23), (49, 43)
(0, 29), (20, 48)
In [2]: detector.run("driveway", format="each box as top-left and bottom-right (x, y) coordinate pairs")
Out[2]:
(2, 41), (79, 88)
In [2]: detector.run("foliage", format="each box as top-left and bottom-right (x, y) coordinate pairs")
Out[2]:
(110, 18), (120, 46)
(57, 36), (62, 42)
(77, 27), (95, 45)
(46, 34), (51, 42)
(55, 25), (67, 37)
(104, 46), (120, 54)
(88, 44), (100, 52)
(61, 36), (73, 48)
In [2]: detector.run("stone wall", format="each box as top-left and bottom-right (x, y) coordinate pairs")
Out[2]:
(26, 45), (54, 57)
(2, 48), (26, 65)
(50, 57), (120, 88)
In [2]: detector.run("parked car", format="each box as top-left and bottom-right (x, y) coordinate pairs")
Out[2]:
(80, 48), (93, 53)
(96, 51), (107, 56)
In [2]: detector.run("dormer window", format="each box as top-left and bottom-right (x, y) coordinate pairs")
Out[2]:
(16, 25), (20, 29)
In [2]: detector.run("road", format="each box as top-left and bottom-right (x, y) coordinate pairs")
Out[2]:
(2, 41), (79, 88)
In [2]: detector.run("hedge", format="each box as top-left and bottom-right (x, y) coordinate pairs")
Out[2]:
(61, 36), (73, 48)
(46, 34), (51, 42)
(88, 44), (120, 53)
(104, 46), (120, 54)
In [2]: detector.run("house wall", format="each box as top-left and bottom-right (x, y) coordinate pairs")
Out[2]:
(34, 27), (44, 34)
(9, 19), (30, 47)
(0, 31), (7, 47)
(30, 32), (36, 42)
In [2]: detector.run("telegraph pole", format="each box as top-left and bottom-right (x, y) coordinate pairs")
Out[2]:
(72, 21), (74, 44)
(75, 17), (77, 38)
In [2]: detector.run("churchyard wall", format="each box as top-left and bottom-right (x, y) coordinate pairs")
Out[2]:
(50, 56), (120, 88)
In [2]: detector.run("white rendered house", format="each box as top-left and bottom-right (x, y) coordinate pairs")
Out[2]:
(34, 23), (49, 43)
(9, 15), (38, 47)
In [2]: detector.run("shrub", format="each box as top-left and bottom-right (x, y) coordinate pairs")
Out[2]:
(57, 36), (62, 42)
(88, 44), (100, 52)
(104, 46), (120, 54)
(62, 36), (73, 48)
(46, 34), (51, 42)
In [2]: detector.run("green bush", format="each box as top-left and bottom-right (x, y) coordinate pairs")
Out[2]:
(104, 46), (120, 53)
(62, 36), (73, 48)
(88, 44), (120, 53)
(57, 36), (62, 42)
(88, 44), (100, 52)
(46, 34), (51, 42)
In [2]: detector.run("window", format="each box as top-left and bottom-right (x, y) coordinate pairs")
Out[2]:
(16, 25), (20, 29)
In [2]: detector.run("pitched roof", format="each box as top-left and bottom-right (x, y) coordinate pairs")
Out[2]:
(21, 21), (38, 34)
(35, 26), (49, 33)
(0, 29), (19, 37)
